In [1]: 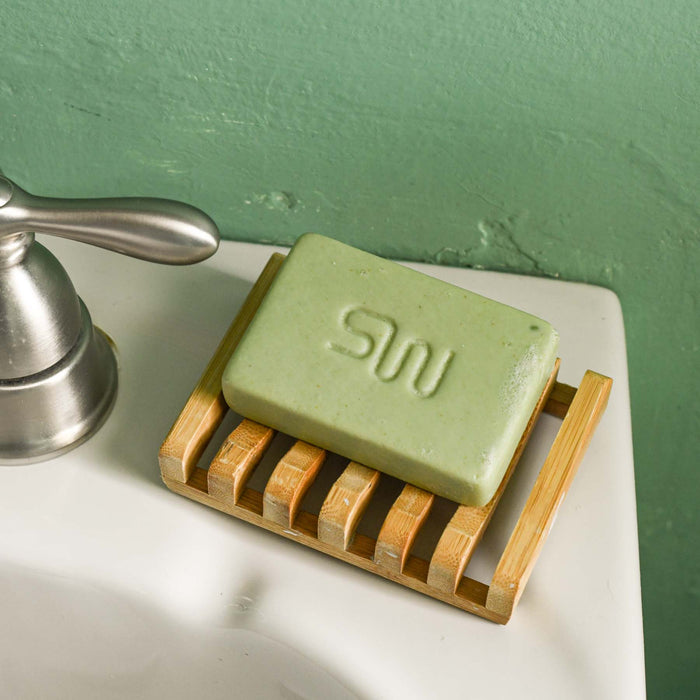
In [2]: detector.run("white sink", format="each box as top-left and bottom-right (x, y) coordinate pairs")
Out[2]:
(0, 239), (645, 699)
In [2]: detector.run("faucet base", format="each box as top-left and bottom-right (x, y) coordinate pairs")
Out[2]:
(0, 301), (118, 464)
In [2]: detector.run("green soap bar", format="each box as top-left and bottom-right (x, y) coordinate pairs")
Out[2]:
(223, 234), (559, 506)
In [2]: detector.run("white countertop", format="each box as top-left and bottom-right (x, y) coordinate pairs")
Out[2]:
(0, 238), (645, 699)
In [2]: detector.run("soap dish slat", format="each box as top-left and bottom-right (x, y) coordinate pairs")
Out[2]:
(159, 253), (612, 624)
(318, 462), (380, 550)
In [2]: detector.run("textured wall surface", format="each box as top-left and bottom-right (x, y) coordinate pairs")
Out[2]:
(3, 1), (698, 696)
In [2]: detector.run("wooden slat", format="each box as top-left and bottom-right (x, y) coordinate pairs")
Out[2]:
(427, 506), (487, 594)
(486, 370), (613, 618)
(428, 360), (560, 593)
(208, 419), (275, 505)
(263, 441), (327, 527)
(158, 253), (285, 483)
(318, 462), (380, 550)
(375, 485), (434, 573)
(164, 468), (507, 623)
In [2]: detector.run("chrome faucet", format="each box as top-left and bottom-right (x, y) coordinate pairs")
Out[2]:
(0, 176), (219, 463)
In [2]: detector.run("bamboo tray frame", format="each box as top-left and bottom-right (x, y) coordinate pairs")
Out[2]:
(159, 253), (612, 624)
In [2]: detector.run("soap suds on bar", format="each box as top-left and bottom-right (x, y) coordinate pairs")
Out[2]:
(222, 233), (559, 506)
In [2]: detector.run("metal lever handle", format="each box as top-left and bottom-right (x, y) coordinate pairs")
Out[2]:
(0, 176), (219, 264)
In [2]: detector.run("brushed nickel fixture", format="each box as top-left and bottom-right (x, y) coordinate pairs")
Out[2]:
(0, 176), (219, 463)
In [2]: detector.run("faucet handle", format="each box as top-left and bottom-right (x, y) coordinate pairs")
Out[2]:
(0, 176), (219, 264)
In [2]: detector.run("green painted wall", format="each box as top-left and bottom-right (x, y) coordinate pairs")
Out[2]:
(3, 1), (698, 695)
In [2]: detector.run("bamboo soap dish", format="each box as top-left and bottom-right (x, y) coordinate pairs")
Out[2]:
(159, 253), (612, 624)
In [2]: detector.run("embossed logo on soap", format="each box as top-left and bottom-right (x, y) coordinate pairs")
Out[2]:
(327, 306), (455, 398)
